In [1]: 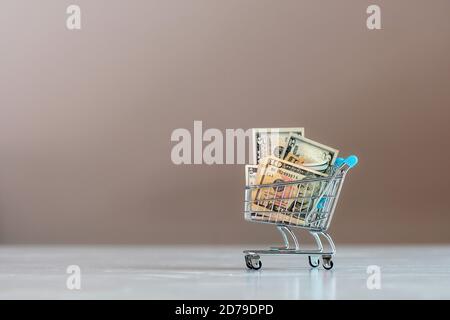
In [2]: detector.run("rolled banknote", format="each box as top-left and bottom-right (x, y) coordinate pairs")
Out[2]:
(250, 128), (304, 165)
(251, 156), (327, 214)
(282, 133), (338, 172)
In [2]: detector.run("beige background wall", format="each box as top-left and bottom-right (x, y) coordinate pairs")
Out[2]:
(0, 0), (449, 244)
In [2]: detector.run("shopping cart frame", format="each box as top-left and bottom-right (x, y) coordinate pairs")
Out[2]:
(243, 155), (358, 270)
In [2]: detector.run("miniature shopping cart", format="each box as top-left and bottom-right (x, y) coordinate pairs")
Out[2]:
(243, 155), (358, 270)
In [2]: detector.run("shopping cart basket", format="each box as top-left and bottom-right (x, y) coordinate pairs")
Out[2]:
(243, 155), (358, 270)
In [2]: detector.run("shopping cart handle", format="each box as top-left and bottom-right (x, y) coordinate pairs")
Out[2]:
(335, 155), (358, 169)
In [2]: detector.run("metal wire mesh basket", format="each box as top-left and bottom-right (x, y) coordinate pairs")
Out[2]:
(243, 155), (358, 270)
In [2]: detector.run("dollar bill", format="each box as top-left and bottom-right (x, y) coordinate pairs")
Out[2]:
(251, 157), (327, 219)
(282, 133), (338, 172)
(250, 128), (305, 165)
(245, 165), (258, 186)
(283, 152), (305, 165)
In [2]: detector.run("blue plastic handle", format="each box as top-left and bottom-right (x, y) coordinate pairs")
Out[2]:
(335, 155), (358, 169)
(334, 157), (345, 167)
(344, 155), (358, 168)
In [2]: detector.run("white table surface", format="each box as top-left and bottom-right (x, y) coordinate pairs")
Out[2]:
(1, 245), (449, 299)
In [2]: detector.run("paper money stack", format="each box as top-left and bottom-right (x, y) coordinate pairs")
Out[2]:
(245, 128), (339, 226)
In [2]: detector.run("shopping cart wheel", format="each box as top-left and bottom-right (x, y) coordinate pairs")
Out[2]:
(322, 256), (334, 270)
(308, 256), (320, 268)
(245, 255), (262, 270)
(251, 260), (262, 270)
(244, 255), (253, 269)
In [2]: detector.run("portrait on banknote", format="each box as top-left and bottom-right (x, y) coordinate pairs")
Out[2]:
(250, 128), (304, 165)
